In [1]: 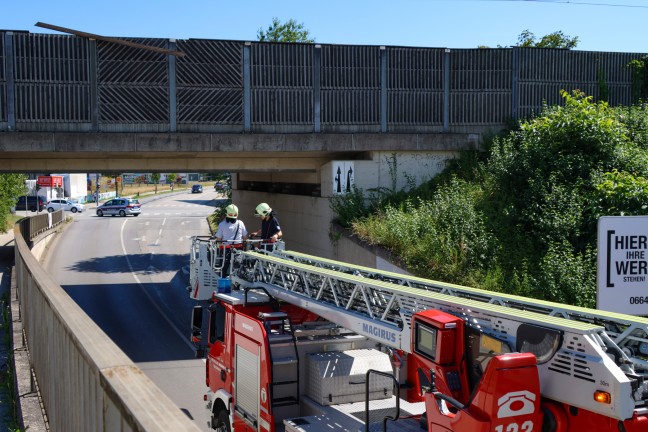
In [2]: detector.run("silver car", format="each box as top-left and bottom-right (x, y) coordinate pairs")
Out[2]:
(46, 199), (85, 213)
(96, 198), (141, 217)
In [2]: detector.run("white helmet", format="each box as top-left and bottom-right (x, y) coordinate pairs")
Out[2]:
(255, 203), (271, 217)
(225, 204), (238, 218)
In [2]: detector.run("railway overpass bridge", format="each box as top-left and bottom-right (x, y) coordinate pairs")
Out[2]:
(2, 27), (646, 431)
(1, 29), (643, 255)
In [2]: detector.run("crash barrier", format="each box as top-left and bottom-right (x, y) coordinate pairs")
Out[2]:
(20, 210), (64, 246)
(13, 219), (200, 431)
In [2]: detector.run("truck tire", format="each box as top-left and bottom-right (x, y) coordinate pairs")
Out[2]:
(541, 402), (568, 432)
(213, 410), (230, 432)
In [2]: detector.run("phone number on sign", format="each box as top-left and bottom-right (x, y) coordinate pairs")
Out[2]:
(629, 297), (648, 304)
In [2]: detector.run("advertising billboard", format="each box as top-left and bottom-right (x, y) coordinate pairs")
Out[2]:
(597, 216), (648, 314)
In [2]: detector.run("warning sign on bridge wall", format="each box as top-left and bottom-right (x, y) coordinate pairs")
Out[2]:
(332, 162), (355, 195)
(598, 216), (648, 314)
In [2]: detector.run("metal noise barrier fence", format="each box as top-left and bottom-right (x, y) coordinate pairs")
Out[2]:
(13, 219), (200, 431)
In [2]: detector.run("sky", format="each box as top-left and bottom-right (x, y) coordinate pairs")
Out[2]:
(2, 0), (647, 53)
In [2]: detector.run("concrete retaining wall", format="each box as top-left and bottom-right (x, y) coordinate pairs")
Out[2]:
(13, 222), (200, 431)
(329, 224), (411, 275)
(234, 190), (335, 258)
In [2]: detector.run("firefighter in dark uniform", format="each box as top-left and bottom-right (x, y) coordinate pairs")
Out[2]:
(250, 203), (282, 250)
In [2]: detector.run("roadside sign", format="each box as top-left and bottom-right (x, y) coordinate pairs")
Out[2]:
(37, 175), (63, 188)
(332, 161), (355, 195)
(597, 216), (648, 314)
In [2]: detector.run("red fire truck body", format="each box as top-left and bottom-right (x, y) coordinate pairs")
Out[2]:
(188, 239), (648, 432)
(197, 289), (544, 432)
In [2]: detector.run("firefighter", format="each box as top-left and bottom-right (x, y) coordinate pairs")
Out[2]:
(250, 203), (282, 249)
(214, 204), (248, 276)
(215, 204), (248, 243)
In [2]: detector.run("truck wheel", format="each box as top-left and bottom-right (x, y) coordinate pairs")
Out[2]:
(213, 410), (230, 432)
(541, 402), (568, 432)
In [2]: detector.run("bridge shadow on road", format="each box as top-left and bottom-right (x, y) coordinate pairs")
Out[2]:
(61, 276), (197, 363)
(66, 253), (186, 274)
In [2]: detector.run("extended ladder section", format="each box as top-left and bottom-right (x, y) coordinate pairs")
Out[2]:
(275, 249), (648, 372)
(231, 251), (648, 421)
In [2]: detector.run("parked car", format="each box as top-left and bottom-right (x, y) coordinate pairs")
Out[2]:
(46, 199), (85, 213)
(191, 184), (203, 193)
(96, 198), (141, 217)
(15, 195), (47, 212)
(214, 182), (226, 191)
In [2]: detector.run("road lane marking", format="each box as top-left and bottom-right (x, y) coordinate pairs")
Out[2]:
(120, 219), (194, 350)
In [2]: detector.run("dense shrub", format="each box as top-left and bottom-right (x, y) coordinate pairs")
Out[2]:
(335, 92), (648, 307)
(0, 174), (27, 233)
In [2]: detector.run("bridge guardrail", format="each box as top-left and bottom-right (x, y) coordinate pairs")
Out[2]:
(1, 31), (645, 134)
(12, 217), (200, 431)
(21, 210), (64, 244)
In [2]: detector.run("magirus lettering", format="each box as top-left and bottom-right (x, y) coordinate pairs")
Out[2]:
(362, 323), (396, 343)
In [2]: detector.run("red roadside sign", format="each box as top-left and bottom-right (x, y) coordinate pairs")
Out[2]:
(37, 175), (63, 188)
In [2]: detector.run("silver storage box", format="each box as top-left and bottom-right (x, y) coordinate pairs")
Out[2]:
(306, 349), (393, 405)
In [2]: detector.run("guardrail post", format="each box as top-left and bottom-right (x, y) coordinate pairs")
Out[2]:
(168, 39), (178, 133)
(89, 39), (98, 131)
(380, 46), (388, 133)
(512, 47), (520, 121)
(4, 32), (16, 131)
(443, 48), (451, 132)
(313, 44), (321, 133)
(243, 42), (251, 132)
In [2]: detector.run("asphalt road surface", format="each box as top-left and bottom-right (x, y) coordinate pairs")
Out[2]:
(42, 190), (225, 431)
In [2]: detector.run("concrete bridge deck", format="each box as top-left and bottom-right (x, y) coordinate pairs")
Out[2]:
(0, 131), (478, 173)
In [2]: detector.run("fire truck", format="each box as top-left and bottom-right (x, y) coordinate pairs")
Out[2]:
(188, 237), (648, 432)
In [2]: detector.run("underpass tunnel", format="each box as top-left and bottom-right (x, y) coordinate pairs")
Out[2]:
(231, 149), (459, 260)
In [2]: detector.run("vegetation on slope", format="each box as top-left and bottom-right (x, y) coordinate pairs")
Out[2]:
(331, 91), (648, 308)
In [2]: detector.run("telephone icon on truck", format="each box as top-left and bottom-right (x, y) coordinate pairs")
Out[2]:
(497, 390), (537, 418)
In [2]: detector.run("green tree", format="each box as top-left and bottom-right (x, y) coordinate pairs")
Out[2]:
(257, 17), (314, 43)
(166, 173), (178, 191)
(151, 173), (161, 194)
(517, 29), (579, 49)
(591, 170), (648, 217)
(0, 174), (27, 233)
